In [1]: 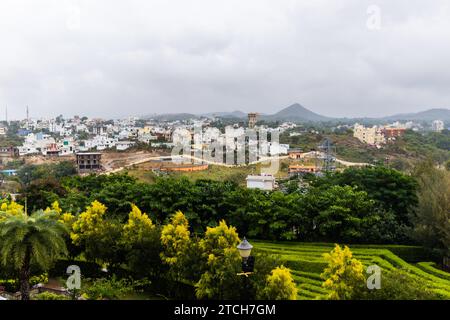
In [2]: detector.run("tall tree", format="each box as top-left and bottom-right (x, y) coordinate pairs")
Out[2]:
(0, 210), (67, 300)
(195, 220), (241, 299)
(413, 162), (450, 258)
(121, 204), (162, 277)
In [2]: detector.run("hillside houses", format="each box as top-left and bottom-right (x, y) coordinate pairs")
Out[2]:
(353, 123), (411, 147)
(7, 114), (298, 160)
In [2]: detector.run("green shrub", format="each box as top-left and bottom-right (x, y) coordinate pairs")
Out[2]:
(0, 279), (17, 292)
(33, 292), (69, 300)
(0, 273), (48, 293)
(358, 270), (442, 300)
(82, 276), (149, 300)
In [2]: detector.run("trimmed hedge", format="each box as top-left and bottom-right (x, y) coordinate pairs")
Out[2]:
(257, 240), (450, 300)
(416, 262), (450, 281)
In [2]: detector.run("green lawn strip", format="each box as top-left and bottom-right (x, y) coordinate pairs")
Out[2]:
(431, 289), (450, 300)
(291, 274), (325, 288)
(416, 262), (450, 281)
(298, 283), (327, 296)
(297, 291), (319, 300)
(296, 286), (323, 300)
(293, 270), (323, 281)
(254, 241), (429, 262)
(379, 253), (450, 287)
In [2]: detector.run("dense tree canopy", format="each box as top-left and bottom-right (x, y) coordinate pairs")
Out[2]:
(10, 164), (424, 244)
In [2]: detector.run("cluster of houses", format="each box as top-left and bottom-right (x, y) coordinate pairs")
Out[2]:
(8, 114), (299, 159)
(353, 122), (413, 147)
(11, 117), (169, 157)
(171, 120), (294, 160)
(353, 120), (446, 147)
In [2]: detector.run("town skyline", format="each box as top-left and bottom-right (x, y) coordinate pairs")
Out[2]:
(1, 103), (450, 122)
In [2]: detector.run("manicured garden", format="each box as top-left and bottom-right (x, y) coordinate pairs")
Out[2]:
(255, 241), (450, 300)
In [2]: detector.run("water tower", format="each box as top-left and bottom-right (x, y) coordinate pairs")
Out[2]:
(248, 113), (258, 129)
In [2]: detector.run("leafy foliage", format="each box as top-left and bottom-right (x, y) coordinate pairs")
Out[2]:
(320, 244), (365, 300)
(0, 210), (68, 300)
(358, 269), (440, 300)
(195, 221), (242, 299)
(121, 204), (162, 277)
(160, 211), (191, 267)
(413, 162), (450, 258)
(260, 266), (298, 300)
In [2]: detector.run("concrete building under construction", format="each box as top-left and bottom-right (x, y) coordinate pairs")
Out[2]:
(76, 152), (102, 173)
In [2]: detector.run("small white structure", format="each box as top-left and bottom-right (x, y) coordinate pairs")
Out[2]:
(269, 143), (289, 156)
(246, 174), (276, 191)
(432, 120), (444, 132)
(116, 141), (135, 151)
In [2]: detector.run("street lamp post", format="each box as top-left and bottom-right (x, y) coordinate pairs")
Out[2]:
(237, 237), (255, 299)
(237, 237), (255, 275)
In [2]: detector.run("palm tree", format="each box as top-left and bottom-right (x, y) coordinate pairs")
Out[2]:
(0, 210), (68, 300)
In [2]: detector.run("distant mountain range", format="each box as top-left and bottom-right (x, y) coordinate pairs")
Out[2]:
(380, 108), (450, 122)
(202, 110), (248, 119)
(144, 104), (450, 123)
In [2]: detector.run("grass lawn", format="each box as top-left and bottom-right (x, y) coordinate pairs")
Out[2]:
(126, 161), (292, 185)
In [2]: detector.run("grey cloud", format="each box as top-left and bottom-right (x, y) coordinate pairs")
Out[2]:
(0, 0), (450, 119)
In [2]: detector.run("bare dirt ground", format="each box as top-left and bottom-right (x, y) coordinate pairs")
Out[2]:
(24, 155), (76, 165)
(101, 150), (170, 172)
(20, 151), (169, 172)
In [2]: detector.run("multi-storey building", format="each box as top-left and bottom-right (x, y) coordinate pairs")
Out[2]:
(353, 124), (386, 146)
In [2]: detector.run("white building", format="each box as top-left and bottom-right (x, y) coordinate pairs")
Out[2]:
(432, 120), (444, 132)
(116, 141), (135, 151)
(269, 143), (289, 156)
(246, 174), (276, 191)
(138, 133), (158, 144)
(83, 135), (118, 151)
(19, 132), (57, 155)
(59, 138), (77, 156)
(353, 124), (386, 146)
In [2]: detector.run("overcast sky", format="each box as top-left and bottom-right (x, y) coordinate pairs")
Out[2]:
(1, 0), (450, 120)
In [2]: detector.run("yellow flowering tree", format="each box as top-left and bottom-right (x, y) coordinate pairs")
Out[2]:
(122, 204), (161, 277)
(71, 200), (108, 245)
(123, 204), (155, 243)
(195, 220), (242, 299)
(45, 201), (63, 216)
(160, 211), (191, 266)
(261, 266), (298, 300)
(59, 213), (76, 229)
(0, 201), (25, 219)
(321, 244), (365, 300)
(71, 200), (122, 265)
